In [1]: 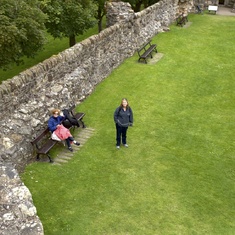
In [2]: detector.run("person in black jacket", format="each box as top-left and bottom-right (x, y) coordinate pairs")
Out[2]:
(114, 98), (133, 149)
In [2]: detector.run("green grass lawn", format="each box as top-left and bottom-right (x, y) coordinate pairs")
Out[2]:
(21, 14), (235, 235)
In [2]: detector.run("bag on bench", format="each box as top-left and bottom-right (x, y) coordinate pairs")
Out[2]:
(51, 131), (61, 141)
(62, 109), (80, 128)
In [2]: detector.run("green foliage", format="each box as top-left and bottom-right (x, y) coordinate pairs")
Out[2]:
(40, 0), (97, 46)
(0, 18), (106, 82)
(94, 0), (106, 32)
(21, 14), (235, 234)
(0, 0), (46, 69)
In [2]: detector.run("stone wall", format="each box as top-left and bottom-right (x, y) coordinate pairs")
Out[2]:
(0, 162), (43, 235)
(178, 0), (194, 15)
(0, 0), (194, 233)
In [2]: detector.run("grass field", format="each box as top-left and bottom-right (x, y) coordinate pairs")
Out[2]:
(21, 13), (235, 235)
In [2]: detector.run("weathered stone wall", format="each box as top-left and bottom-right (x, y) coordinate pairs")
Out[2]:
(178, 0), (194, 15)
(0, 0), (194, 233)
(0, 162), (43, 235)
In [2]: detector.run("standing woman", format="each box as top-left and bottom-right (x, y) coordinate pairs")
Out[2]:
(114, 98), (133, 149)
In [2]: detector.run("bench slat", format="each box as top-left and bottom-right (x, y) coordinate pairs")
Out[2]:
(141, 45), (157, 57)
(31, 128), (50, 145)
(37, 139), (57, 154)
(74, 112), (85, 120)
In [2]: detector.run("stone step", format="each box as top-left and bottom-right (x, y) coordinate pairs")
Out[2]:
(58, 155), (73, 160)
(52, 162), (62, 166)
(54, 158), (69, 163)
(53, 127), (95, 165)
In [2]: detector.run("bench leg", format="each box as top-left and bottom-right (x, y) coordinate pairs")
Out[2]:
(46, 153), (54, 163)
(36, 154), (40, 161)
(80, 119), (86, 128)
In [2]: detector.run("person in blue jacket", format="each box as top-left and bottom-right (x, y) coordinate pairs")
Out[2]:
(114, 98), (133, 149)
(48, 109), (80, 152)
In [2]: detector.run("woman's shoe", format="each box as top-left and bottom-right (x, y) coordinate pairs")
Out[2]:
(74, 141), (80, 146)
(68, 147), (73, 152)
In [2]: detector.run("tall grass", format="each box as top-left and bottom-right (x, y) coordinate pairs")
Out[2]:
(21, 14), (235, 235)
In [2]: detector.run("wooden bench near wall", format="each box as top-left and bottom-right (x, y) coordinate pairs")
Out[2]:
(176, 14), (188, 27)
(137, 40), (158, 64)
(30, 104), (86, 163)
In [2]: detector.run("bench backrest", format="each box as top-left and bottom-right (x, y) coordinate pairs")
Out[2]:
(67, 104), (76, 113)
(137, 41), (152, 54)
(31, 128), (50, 145)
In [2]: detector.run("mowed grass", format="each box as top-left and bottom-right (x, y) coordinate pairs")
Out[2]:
(21, 14), (235, 235)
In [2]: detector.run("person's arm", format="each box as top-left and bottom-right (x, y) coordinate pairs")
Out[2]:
(48, 118), (57, 132)
(59, 115), (65, 122)
(114, 108), (119, 123)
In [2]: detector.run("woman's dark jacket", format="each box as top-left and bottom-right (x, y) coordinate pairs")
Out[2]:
(114, 107), (133, 127)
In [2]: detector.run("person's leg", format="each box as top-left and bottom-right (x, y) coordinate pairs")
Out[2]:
(121, 127), (128, 146)
(68, 136), (74, 142)
(116, 124), (121, 147)
(65, 137), (79, 152)
(65, 138), (72, 151)
(67, 136), (80, 147)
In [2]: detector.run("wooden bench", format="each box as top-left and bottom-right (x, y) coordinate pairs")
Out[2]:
(31, 104), (86, 163)
(137, 40), (157, 64)
(208, 5), (218, 14)
(30, 128), (57, 163)
(176, 14), (188, 27)
(195, 5), (203, 14)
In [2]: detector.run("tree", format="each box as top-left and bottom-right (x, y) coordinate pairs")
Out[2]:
(94, 0), (106, 33)
(0, 0), (46, 70)
(41, 0), (97, 47)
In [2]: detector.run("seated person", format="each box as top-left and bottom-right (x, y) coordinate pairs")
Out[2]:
(48, 109), (80, 152)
